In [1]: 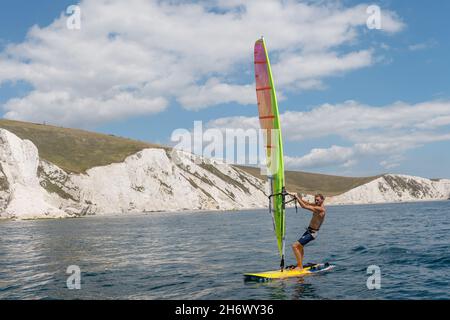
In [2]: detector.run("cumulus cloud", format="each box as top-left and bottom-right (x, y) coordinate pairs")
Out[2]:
(0, 0), (404, 126)
(408, 40), (438, 51)
(285, 145), (355, 169)
(3, 91), (167, 127)
(278, 100), (450, 141)
(206, 100), (450, 170)
(177, 78), (255, 110)
(274, 50), (373, 88)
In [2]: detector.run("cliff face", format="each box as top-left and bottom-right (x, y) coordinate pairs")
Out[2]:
(0, 129), (267, 219)
(1, 128), (449, 220)
(327, 175), (450, 205)
(0, 129), (66, 219)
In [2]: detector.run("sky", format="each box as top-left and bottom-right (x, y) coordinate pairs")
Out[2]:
(0, 0), (449, 178)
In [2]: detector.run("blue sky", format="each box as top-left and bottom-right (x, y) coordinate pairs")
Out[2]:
(1, 0), (449, 178)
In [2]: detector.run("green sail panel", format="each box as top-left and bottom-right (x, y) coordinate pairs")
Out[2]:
(254, 38), (286, 261)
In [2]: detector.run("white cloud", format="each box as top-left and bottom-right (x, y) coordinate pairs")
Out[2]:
(273, 50), (373, 88)
(380, 154), (405, 170)
(206, 100), (450, 170)
(285, 145), (355, 169)
(377, 9), (405, 33)
(279, 100), (450, 141)
(3, 90), (167, 127)
(283, 141), (410, 170)
(0, 0), (404, 126)
(177, 78), (255, 110)
(206, 115), (259, 131)
(408, 40), (437, 51)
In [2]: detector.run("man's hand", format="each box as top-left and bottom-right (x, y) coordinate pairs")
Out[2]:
(287, 192), (321, 213)
(288, 191), (299, 198)
(287, 192), (305, 207)
(289, 192), (305, 204)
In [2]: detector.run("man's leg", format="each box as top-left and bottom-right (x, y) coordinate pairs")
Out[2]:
(292, 241), (304, 270)
(299, 244), (304, 265)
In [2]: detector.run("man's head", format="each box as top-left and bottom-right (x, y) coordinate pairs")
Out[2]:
(315, 194), (325, 205)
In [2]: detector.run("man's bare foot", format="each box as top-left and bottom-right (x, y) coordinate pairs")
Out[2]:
(285, 265), (297, 270)
(293, 266), (303, 271)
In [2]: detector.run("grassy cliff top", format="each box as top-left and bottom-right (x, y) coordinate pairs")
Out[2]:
(236, 165), (381, 197)
(0, 119), (162, 173)
(0, 119), (379, 195)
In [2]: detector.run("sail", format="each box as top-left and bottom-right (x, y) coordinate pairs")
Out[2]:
(254, 38), (286, 265)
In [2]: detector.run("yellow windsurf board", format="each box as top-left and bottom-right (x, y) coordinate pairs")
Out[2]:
(244, 263), (334, 281)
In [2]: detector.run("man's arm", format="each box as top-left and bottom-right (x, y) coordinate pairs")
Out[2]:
(302, 199), (316, 206)
(290, 193), (324, 215)
(289, 192), (315, 206)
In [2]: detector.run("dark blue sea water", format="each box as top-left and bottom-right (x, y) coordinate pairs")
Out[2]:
(0, 201), (449, 300)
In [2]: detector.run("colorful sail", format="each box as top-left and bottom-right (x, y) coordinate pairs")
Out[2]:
(254, 37), (286, 268)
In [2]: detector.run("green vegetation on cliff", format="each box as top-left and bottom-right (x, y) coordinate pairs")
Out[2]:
(236, 165), (380, 197)
(0, 119), (378, 195)
(0, 119), (161, 173)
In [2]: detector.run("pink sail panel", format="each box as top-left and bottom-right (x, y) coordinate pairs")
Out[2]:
(254, 39), (275, 159)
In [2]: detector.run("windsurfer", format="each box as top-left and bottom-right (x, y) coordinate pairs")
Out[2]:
(287, 193), (326, 271)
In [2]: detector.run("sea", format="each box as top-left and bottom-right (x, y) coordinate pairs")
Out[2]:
(0, 201), (449, 300)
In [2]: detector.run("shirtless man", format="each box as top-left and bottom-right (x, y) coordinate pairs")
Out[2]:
(288, 193), (326, 271)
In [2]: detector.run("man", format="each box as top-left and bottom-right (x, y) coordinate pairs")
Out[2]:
(288, 193), (326, 271)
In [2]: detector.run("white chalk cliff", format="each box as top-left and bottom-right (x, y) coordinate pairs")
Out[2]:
(327, 174), (450, 205)
(0, 130), (66, 219)
(0, 129), (449, 219)
(0, 129), (267, 219)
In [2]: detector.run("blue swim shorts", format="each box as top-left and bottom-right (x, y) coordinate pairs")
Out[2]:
(298, 228), (318, 246)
